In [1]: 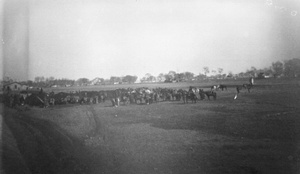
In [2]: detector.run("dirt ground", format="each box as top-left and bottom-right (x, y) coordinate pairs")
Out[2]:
(1, 79), (300, 174)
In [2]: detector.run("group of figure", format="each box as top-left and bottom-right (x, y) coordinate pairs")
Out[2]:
(179, 86), (218, 104)
(3, 93), (26, 108)
(4, 77), (255, 108)
(3, 85), (222, 108)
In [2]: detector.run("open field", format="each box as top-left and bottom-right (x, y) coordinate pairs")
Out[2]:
(43, 78), (300, 93)
(2, 78), (300, 174)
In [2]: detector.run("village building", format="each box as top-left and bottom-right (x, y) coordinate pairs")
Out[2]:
(3, 82), (28, 93)
(89, 77), (104, 85)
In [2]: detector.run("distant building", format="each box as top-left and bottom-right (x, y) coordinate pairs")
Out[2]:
(89, 77), (104, 85)
(50, 84), (71, 88)
(3, 82), (28, 92)
(257, 72), (273, 79)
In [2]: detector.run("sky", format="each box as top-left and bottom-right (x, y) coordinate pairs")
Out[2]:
(1, 0), (300, 81)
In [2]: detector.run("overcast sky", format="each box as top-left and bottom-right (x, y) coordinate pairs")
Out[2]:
(1, 0), (300, 81)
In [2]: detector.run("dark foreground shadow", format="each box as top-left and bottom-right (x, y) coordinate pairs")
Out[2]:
(2, 108), (98, 174)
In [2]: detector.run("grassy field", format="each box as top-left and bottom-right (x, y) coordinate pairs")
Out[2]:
(2, 78), (300, 174)
(43, 78), (250, 92)
(44, 77), (300, 92)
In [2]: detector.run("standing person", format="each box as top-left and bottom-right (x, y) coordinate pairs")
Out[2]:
(14, 94), (20, 106)
(39, 88), (44, 94)
(111, 90), (120, 107)
(199, 89), (205, 100)
(20, 94), (25, 105)
(43, 95), (49, 108)
(249, 77), (254, 85)
(94, 95), (99, 104)
(9, 94), (14, 107)
(182, 90), (187, 104)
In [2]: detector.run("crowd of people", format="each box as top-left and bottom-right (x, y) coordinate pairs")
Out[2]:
(2, 86), (220, 108)
(3, 77), (255, 108)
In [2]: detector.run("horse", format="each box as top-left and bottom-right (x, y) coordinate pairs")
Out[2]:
(98, 91), (107, 103)
(111, 90), (121, 107)
(187, 86), (199, 103)
(211, 85), (219, 91)
(243, 83), (253, 93)
(198, 89), (205, 100)
(218, 84), (227, 91)
(144, 89), (152, 104)
(179, 88), (197, 104)
(53, 92), (70, 105)
(187, 91), (198, 103)
(235, 83), (252, 94)
(111, 97), (120, 107)
(135, 94), (144, 104)
(120, 93), (130, 105)
(200, 90), (217, 100)
(236, 86), (242, 94)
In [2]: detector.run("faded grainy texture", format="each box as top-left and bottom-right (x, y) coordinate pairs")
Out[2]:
(2, 78), (300, 174)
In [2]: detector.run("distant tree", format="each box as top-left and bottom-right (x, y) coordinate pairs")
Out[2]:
(221, 74), (227, 79)
(145, 73), (152, 78)
(131, 76), (138, 83)
(49, 76), (55, 81)
(167, 71), (176, 81)
(247, 66), (257, 77)
(237, 72), (246, 78)
(195, 73), (206, 81)
(211, 70), (217, 76)
(227, 71), (233, 78)
(149, 75), (156, 82)
(203, 67), (210, 77)
(284, 58), (300, 77)
(40, 76), (45, 82)
(216, 68), (224, 79)
(263, 67), (273, 76)
(116, 77), (122, 83)
(184, 72), (194, 80)
(27, 80), (33, 86)
(65, 79), (75, 86)
(109, 76), (123, 84)
(3, 76), (13, 83)
(110, 76), (117, 84)
(103, 79), (110, 84)
(257, 72), (265, 79)
(163, 71), (176, 81)
(141, 75), (147, 83)
(34, 76), (41, 83)
(76, 78), (89, 86)
(173, 73), (184, 82)
(123, 75), (138, 83)
(157, 73), (165, 82)
(218, 68), (223, 74)
(144, 73), (152, 82)
(98, 78), (105, 83)
(164, 74), (172, 81)
(142, 73), (156, 82)
(251, 66), (257, 71)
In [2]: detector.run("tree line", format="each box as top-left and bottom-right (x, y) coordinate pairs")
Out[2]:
(2, 58), (299, 87)
(238, 58), (300, 79)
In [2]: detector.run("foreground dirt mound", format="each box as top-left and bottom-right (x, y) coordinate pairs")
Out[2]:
(1, 114), (31, 174)
(1, 106), (99, 174)
(28, 105), (98, 139)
